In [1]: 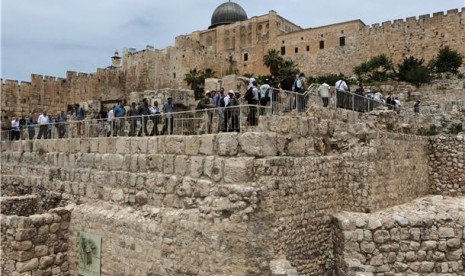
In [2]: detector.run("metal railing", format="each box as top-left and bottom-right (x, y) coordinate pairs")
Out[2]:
(0, 104), (271, 140)
(4, 85), (453, 142)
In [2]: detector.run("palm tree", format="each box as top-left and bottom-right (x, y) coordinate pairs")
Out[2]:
(263, 49), (283, 78)
(184, 68), (202, 100)
(201, 68), (217, 80)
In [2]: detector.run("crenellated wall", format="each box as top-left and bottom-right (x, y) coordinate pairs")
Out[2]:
(2, 8), (464, 119)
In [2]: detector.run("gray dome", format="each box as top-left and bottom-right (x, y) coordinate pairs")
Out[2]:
(209, 1), (248, 29)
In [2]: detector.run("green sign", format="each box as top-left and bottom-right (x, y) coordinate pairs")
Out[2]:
(79, 232), (101, 276)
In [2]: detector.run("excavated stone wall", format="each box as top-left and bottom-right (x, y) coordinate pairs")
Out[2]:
(333, 196), (465, 275)
(0, 111), (433, 275)
(429, 135), (465, 196)
(0, 205), (72, 275)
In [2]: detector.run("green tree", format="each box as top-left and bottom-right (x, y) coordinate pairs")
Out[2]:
(184, 68), (202, 100)
(397, 56), (431, 87)
(429, 46), (464, 75)
(263, 49), (283, 78)
(263, 48), (300, 83)
(201, 68), (217, 80)
(353, 54), (394, 82)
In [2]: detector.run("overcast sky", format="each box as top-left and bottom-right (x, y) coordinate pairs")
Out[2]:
(1, 0), (464, 82)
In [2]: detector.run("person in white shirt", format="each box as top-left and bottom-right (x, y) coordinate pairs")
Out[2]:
(107, 107), (114, 136)
(11, 118), (20, 140)
(37, 112), (49, 139)
(394, 97), (401, 114)
(259, 79), (272, 115)
(318, 83), (331, 107)
(149, 101), (161, 135)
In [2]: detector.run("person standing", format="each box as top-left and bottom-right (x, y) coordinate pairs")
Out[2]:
(10, 117), (20, 140)
(259, 79), (271, 115)
(107, 106), (115, 136)
(247, 80), (259, 126)
(26, 116), (37, 140)
(413, 100), (421, 114)
(162, 96), (175, 135)
(113, 99), (126, 136)
(56, 111), (68, 138)
(293, 73), (306, 112)
(37, 112), (49, 139)
(127, 102), (139, 136)
(75, 104), (85, 137)
(19, 116), (26, 140)
(150, 101), (161, 136)
(137, 98), (150, 136)
(335, 77), (349, 108)
(318, 83), (331, 107)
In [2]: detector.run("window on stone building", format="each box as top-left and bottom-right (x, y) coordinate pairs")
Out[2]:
(340, 37), (346, 46)
(282, 40), (285, 44)
(281, 46), (286, 56)
(248, 33), (252, 45)
(173, 73), (176, 79)
(241, 34), (246, 46)
(306, 45), (310, 52)
(225, 38), (230, 49)
(244, 53), (248, 61)
(319, 40), (325, 49)
(295, 47), (298, 54)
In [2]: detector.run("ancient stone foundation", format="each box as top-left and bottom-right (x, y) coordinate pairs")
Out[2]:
(1, 107), (464, 275)
(333, 196), (464, 275)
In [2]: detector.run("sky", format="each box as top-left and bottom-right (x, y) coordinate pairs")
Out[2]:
(1, 0), (464, 82)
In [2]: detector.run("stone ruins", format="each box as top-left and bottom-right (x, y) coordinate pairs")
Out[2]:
(1, 2), (464, 276)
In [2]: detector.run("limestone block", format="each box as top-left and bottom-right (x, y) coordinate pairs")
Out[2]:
(199, 135), (215, 155)
(147, 137), (159, 154)
(239, 132), (278, 157)
(177, 177), (194, 197)
(35, 245), (49, 257)
(135, 191), (148, 205)
(204, 156), (224, 182)
(185, 136), (201, 155)
(287, 137), (309, 157)
(138, 155), (147, 172)
(16, 258), (39, 273)
(164, 136), (185, 155)
(216, 133), (239, 156)
(438, 227), (455, 238)
(163, 155), (175, 174)
(12, 241), (33, 251)
(15, 228), (37, 241)
(223, 157), (254, 184)
(174, 155), (189, 176)
(108, 154), (124, 171)
(194, 180), (212, 197)
(115, 137), (130, 154)
(189, 156), (204, 178)
(39, 256), (54, 269)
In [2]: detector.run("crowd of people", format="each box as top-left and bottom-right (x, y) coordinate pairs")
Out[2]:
(1, 75), (415, 141)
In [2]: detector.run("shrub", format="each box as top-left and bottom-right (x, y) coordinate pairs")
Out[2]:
(429, 46), (464, 75)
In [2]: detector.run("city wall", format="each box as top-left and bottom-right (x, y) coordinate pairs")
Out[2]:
(3, 8), (464, 119)
(1, 106), (444, 275)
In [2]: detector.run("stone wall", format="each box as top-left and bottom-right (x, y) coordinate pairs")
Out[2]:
(0, 110), (434, 275)
(0, 205), (72, 275)
(429, 135), (465, 196)
(333, 195), (465, 275)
